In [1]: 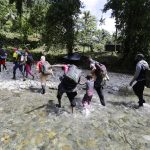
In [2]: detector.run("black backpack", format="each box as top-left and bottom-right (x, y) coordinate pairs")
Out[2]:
(146, 69), (150, 88)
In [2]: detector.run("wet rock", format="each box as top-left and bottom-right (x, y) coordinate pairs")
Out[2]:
(112, 87), (119, 91)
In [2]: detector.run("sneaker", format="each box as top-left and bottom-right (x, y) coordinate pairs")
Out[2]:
(56, 104), (61, 108)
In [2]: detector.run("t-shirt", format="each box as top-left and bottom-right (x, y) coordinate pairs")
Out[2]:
(86, 80), (94, 96)
(135, 60), (149, 81)
(13, 52), (18, 59)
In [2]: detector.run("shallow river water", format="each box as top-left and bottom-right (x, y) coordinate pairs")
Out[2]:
(0, 62), (150, 150)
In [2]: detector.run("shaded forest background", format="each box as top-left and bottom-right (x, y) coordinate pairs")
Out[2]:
(0, 0), (150, 72)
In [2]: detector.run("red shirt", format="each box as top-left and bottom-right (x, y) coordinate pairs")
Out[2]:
(37, 61), (43, 72)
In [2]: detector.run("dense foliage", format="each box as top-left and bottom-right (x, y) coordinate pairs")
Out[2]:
(104, 0), (150, 61)
(1, 0), (112, 55)
(43, 0), (82, 55)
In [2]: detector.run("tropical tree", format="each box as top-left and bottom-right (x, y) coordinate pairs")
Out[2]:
(94, 29), (112, 51)
(43, 0), (82, 55)
(28, 1), (49, 36)
(9, 0), (33, 17)
(8, 0), (49, 40)
(0, 0), (16, 29)
(103, 0), (150, 61)
(76, 11), (97, 52)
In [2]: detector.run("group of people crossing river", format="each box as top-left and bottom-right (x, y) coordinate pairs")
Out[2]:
(0, 46), (150, 113)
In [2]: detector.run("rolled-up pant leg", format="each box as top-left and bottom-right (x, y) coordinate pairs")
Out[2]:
(40, 74), (48, 94)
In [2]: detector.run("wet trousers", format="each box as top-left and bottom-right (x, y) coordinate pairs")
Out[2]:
(82, 94), (93, 105)
(13, 63), (24, 78)
(95, 86), (105, 106)
(133, 80), (145, 106)
(40, 73), (48, 94)
(25, 64), (34, 77)
(0, 64), (7, 72)
(57, 83), (77, 107)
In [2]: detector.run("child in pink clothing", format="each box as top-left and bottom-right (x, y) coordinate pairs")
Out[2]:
(82, 74), (94, 107)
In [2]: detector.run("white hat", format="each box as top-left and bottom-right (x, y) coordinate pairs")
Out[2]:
(41, 56), (45, 61)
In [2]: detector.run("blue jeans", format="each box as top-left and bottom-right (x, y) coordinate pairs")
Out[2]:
(13, 62), (24, 77)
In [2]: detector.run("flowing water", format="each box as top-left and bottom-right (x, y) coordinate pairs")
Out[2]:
(0, 62), (150, 150)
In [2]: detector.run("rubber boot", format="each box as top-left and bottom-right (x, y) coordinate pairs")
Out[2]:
(12, 73), (16, 80)
(71, 106), (74, 113)
(32, 75), (35, 80)
(56, 98), (61, 108)
(3, 65), (7, 70)
(41, 85), (46, 94)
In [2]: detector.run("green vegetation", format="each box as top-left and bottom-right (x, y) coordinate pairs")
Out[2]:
(0, 0), (150, 72)
(104, 0), (150, 65)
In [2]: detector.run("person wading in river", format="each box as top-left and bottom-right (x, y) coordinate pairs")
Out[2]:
(130, 54), (149, 107)
(0, 47), (7, 72)
(82, 74), (94, 107)
(88, 56), (109, 106)
(36, 56), (53, 94)
(12, 47), (25, 81)
(56, 65), (81, 113)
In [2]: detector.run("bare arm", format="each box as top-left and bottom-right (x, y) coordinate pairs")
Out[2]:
(130, 64), (141, 86)
(51, 64), (65, 67)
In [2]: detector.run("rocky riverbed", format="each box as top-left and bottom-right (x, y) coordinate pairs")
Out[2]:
(0, 62), (150, 150)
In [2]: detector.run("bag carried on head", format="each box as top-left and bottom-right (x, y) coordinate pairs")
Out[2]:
(95, 62), (107, 78)
(64, 65), (81, 84)
(41, 61), (52, 75)
(145, 69), (150, 88)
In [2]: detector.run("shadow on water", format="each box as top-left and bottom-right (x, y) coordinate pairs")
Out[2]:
(45, 100), (64, 115)
(107, 101), (139, 109)
(25, 100), (72, 115)
(25, 104), (47, 114)
(29, 86), (41, 93)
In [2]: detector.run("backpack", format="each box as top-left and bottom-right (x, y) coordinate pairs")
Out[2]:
(27, 54), (34, 64)
(64, 65), (81, 84)
(0, 55), (7, 59)
(0, 49), (7, 59)
(41, 61), (52, 75)
(145, 69), (150, 88)
(95, 62), (107, 78)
